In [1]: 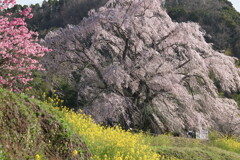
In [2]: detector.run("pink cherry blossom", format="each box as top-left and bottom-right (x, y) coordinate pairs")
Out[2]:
(0, 0), (51, 92)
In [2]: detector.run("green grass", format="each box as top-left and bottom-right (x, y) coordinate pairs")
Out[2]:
(0, 145), (8, 160)
(144, 134), (240, 160)
(154, 146), (240, 160)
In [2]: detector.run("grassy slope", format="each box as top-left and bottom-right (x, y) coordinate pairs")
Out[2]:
(0, 88), (91, 160)
(0, 87), (240, 160)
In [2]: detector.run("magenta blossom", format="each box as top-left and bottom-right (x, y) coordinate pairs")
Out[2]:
(0, 0), (51, 92)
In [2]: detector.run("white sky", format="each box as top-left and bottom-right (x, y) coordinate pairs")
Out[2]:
(230, 0), (240, 12)
(16, 0), (240, 12)
(16, 0), (43, 5)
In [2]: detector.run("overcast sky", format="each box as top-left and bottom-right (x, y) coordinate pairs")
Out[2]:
(230, 0), (240, 12)
(16, 0), (43, 5)
(16, 0), (240, 12)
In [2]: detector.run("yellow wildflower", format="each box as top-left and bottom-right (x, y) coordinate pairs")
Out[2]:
(72, 149), (78, 156)
(35, 154), (41, 160)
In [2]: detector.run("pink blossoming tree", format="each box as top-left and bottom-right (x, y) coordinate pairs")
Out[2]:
(0, 0), (51, 92)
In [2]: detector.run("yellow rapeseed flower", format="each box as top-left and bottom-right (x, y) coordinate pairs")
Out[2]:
(46, 100), (173, 160)
(72, 149), (78, 156)
(35, 154), (41, 160)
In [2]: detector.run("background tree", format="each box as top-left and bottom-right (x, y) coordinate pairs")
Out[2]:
(27, 0), (108, 37)
(165, 0), (240, 58)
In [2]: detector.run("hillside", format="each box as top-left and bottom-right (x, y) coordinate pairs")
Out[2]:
(0, 87), (167, 159)
(0, 88), (91, 160)
(1, 89), (240, 159)
(165, 0), (240, 58)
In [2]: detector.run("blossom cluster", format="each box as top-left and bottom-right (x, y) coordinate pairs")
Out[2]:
(0, 0), (51, 92)
(0, 0), (16, 10)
